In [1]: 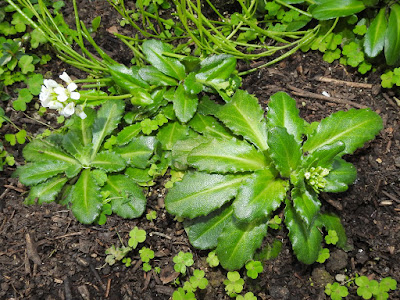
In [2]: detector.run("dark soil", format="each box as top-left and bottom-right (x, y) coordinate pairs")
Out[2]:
(1, 1), (399, 299)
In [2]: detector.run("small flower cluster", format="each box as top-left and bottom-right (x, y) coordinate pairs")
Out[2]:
(304, 166), (330, 193)
(39, 72), (86, 119)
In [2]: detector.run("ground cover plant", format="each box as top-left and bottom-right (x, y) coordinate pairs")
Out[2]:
(0, 0), (399, 299)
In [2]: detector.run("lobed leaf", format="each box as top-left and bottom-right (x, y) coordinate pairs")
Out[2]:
(184, 205), (234, 249)
(267, 92), (305, 143)
(69, 169), (102, 224)
(103, 175), (146, 219)
(17, 161), (70, 186)
(384, 4), (400, 66)
(284, 200), (322, 264)
(142, 40), (186, 80)
(292, 185), (321, 228)
(165, 172), (247, 219)
(188, 113), (232, 139)
(114, 136), (156, 169)
(188, 138), (268, 174)
(216, 90), (268, 151)
(216, 218), (267, 271)
(25, 176), (68, 205)
(91, 151), (126, 172)
(302, 108), (383, 155)
(301, 141), (345, 170)
(364, 8), (387, 58)
(233, 169), (287, 223)
(268, 127), (301, 178)
(324, 158), (357, 192)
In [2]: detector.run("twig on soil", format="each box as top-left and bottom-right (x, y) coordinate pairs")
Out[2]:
(25, 233), (42, 265)
(382, 93), (400, 112)
(54, 231), (83, 239)
(105, 278), (111, 298)
(4, 184), (25, 193)
(142, 270), (153, 292)
(314, 76), (374, 89)
(0, 187), (10, 201)
(382, 190), (400, 204)
(90, 263), (106, 291)
(149, 231), (172, 240)
(287, 85), (367, 109)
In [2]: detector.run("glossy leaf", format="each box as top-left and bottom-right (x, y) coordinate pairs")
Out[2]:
(115, 123), (141, 146)
(384, 4), (400, 66)
(142, 40), (186, 80)
(233, 169), (287, 222)
(301, 141), (345, 170)
(317, 213), (347, 248)
(292, 185), (321, 228)
(25, 176), (68, 204)
(303, 108), (383, 155)
(324, 158), (357, 192)
(69, 108), (96, 146)
(364, 8), (387, 58)
(195, 54), (236, 82)
(171, 135), (210, 170)
(173, 85), (198, 123)
(165, 172), (246, 218)
(108, 64), (150, 91)
(91, 100), (125, 157)
(62, 131), (91, 164)
(216, 90), (268, 151)
(267, 92), (305, 143)
(268, 127), (301, 178)
(156, 122), (189, 150)
(138, 66), (178, 86)
(284, 201), (322, 264)
(69, 169), (102, 224)
(114, 136), (156, 168)
(188, 138), (268, 173)
(17, 161), (70, 186)
(309, 0), (365, 20)
(188, 113), (231, 139)
(216, 218), (267, 270)
(183, 72), (203, 95)
(103, 175), (146, 218)
(91, 151), (126, 172)
(184, 205), (234, 249)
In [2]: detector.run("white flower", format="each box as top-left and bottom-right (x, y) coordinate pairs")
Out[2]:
(61, 102), (75, 117)
(47, 100), (64, 110)
(54, 86), (69, 102)
(75, 105), (87, 119)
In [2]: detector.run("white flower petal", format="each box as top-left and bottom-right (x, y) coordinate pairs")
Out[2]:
(47, 100), (63, 110)
(61, 103), (75, 117)
(75, 105), (87, 119)
(67, 82), (78, 92)
(59, 72), (72, 84)
(44, 79), (58, 88)
(54, 86), (68, 102)
(70, 91), (80, 100)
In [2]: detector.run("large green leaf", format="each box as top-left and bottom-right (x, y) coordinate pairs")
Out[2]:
(268, 127), (302, 178)
(309, 0), (365, 20)
(91, 151), (126, 172)
(173, 85), (198, 123)
(384, 4), (400, 66)
(171, 135), (210, 170)
(301, 141), (345, 170)
(69, 108), (96, 146)
(267, 92), (305, 143)
(364, 8), (387, 58)
(103, 175), (146, 219)
(17, 161), (70, 185)
(302, 108), (382, 155)
(284, 200), (322, 264)
(165, 172), (247, 218)
(62, 131), (91, 165)
(25, 176), (68, 204)
(69, 169), (102, 224)
(292, 185), (321, 228)
(115, 123), (141, 146)
(23, 139), (79, 165)
(108, 64), (150, 91)
(91, 100), (125, 157)
(317, 213), (347, 248)
(138, 66), (178, 86)
(188, 138), (268, 174)
(188, 113), (231, 139)
(216, 218), (267, 270)
(156, 122), (189, 150)
(142, 40), (186, 80)
(184, 205), (234, 249)
(324, 158), (357, 192)
(233, 169), (287, 222)
(114, 137), (156, 168)
(216, 90), (268, 151)
(195, 54), (236, 82)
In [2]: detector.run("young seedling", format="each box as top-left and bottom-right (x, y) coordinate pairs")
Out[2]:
(188, 269), (208, 290)
(128, 227), (147, 249)
(325, 282), (349, 300)
(173, 251), (194, 275)
(316, 248), (330, 264)
(236, 292), (257, 300)
(139, 246), (154, 272)
(146, 210), (157, 222)
(224, 271), (245, 297)
(245, 261), (263, 279)
(206, 251), (219, 268)
(325, 230), (339, 245)
(356, 276), (380, 299)
(268, 215), (282, 230)
(172, 287), (196, 300)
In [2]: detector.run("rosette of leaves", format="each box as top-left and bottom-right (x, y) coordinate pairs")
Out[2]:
(108, 40), (240, 124)
(165, 90), (382, 270)
(15, 100), (157, 224)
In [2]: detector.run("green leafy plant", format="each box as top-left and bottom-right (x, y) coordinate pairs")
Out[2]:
(236, 292), (257, 300)
(325, 229), (339, 245)
(325, 282), (349, 300)
(316, 248), (330, 264)
(139, 247), (154, 271)
(0, 141), (15, 171)
(128, 226), (147, 248)
(172, 287), (196, 300)
(15, 101), (156, 224)
(245, 260), (263, 279)
(173, 251), (194, 275)
(206, 251), (219, 268)
(165, 90), (382, 270)
(224, 271), (244, 297)
(146, 210), (157, 221)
